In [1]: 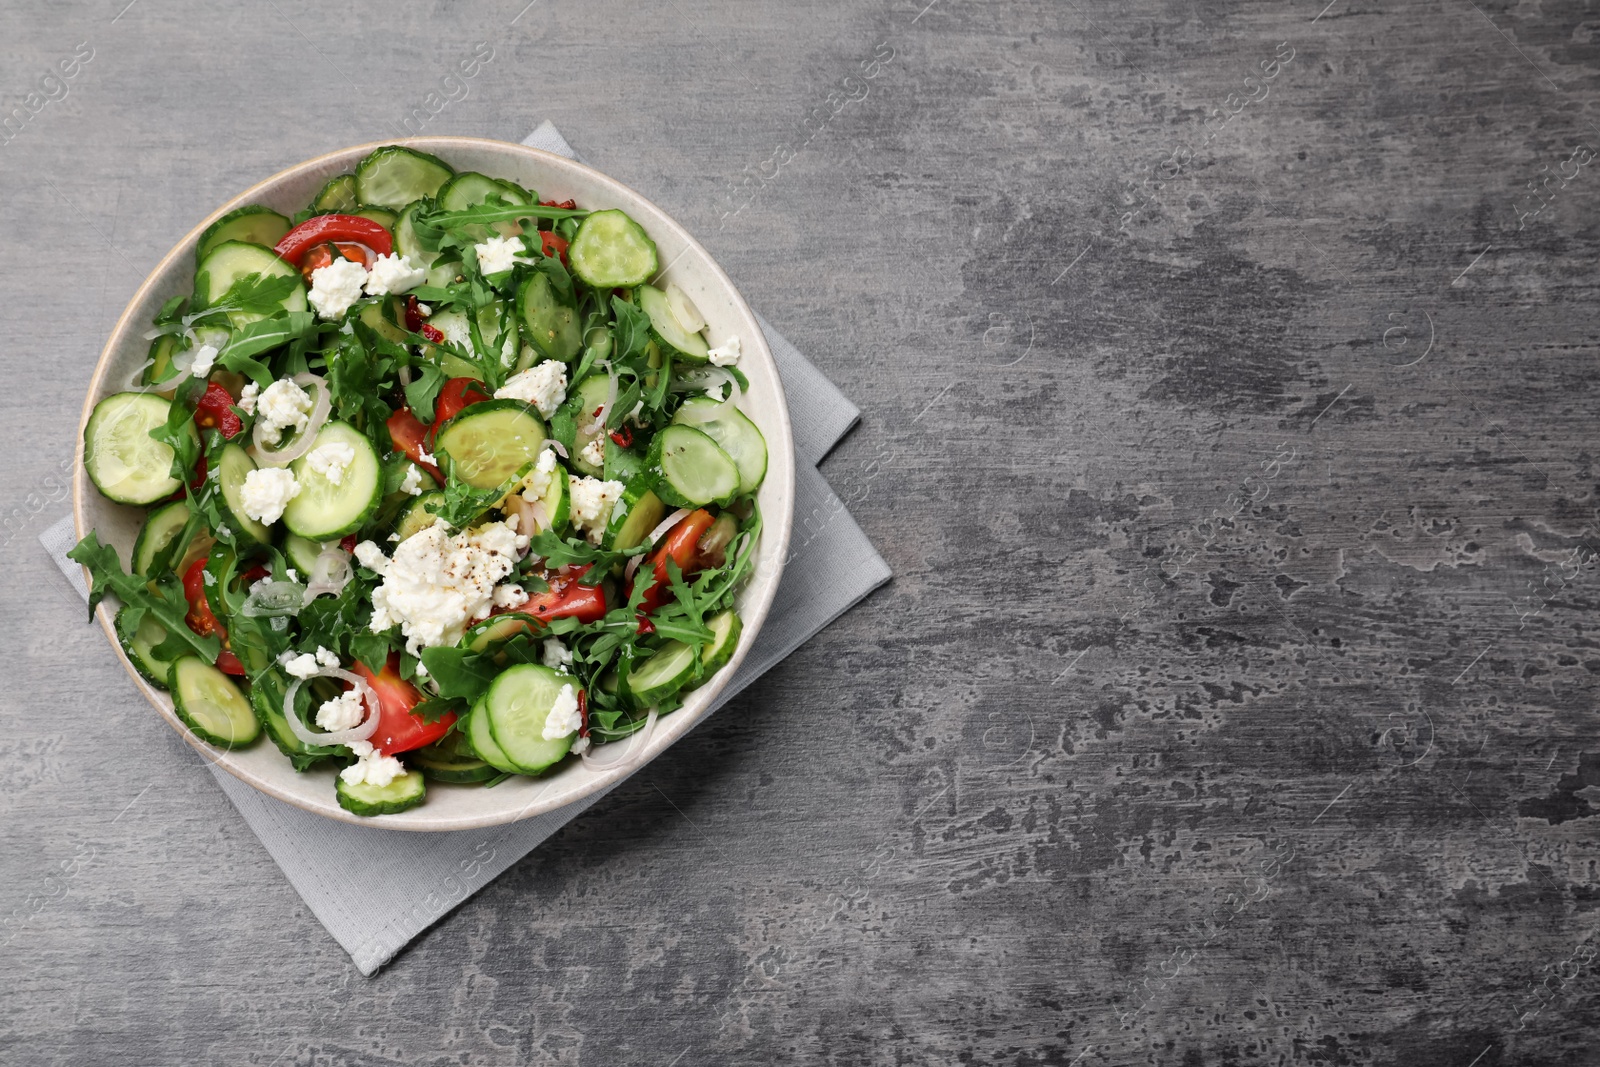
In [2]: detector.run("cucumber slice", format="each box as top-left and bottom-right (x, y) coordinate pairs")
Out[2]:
(670, 396), (768, 496)
(637, 284), (710, 363)
(284, 533), (325, 577)
(484, 664), (578, 774)
(283, 421), (385, 540)
(357, 297), (409, 345)
(312, 174), (359, 214)
(142, 333), (181, 388)
(84, 392), (191, 506)
(216, 442), (273, 546)
(393, 200), (437, 268)
(626, 640), (699, 706)
(562, 374), (612, 477)
(525, 454), (570, 536)
(119, 607), (175, 689)
(603, 478), (665, 552)
(354, 146), (455, 210)
(169, 656), (261, 748)
(434, 400), (546, 490)
(197, 240), (307, 326)
(665, 283), (707, 333)
(131, 499), (191, 575)
(411, 732), (499, 784)
(197, 205), (292, 261)
(250, 667), (341, 770)
(568, 209), (658, 288)
(438, 171), (527, 212)
(336, 768), (426, 816)
(648, 425), (741, 509)
(464, 698), (521, 774)
(518, 271), (582, 362)
(700, 609), (743, 675)
(393, 490), (445, 542)
(352, 205), (398, 229)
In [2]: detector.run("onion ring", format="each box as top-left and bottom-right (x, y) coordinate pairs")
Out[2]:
(253, 373), (331, 467)
(282, 666), (380, 747)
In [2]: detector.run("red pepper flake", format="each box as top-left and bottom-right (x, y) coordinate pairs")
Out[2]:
(539, 199), (577, 210)
(576, 689), (589, 739)
(608, 426), (633, 448)
(419, 323), (445, 344)
(340, 534), (359, 553)
(635, 614), (655, 635)
(404, 294), (425, 332)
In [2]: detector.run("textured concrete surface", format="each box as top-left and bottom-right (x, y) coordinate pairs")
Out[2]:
(4, 0), (1600, 1063)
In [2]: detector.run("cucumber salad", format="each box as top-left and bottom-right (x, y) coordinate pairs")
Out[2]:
(71, 145), (768, 818)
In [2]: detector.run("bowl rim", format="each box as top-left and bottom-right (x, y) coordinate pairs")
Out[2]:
(71, 136), (795, 831)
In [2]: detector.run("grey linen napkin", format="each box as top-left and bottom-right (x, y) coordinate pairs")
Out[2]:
(39, 122), (890, 975)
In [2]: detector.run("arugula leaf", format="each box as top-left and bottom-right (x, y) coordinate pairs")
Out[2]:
(610, 294), (653, 364)
(403, 362), (449, 422)
(410, 694), (467, 724)
(426, 463), (531, 530)
(523, 527), (646, 573)
(412, 198), (589, 250)
(67, 532), (221, 661)
(218, 312), (320, 387)
(418, 645), (498, 702)
(212, 272), (299, 315)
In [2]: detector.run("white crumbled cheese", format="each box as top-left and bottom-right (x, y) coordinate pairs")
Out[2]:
(304, 440), (357, 486)
(492, 583), (529, 610)
(580, 435), (606, 470)
(315, 645), (339, 668)
(388, 532), (400, 542)
(542, 637), (572, 670)
(307, 257), (368, 320)
(417, 302), (432, 316)
(571, 735), (591, 755)
(494, 360), (567, 418)
(340, 740), (406, 788)
(707, 335), (741, 367)
(364, 253), (426, 297)
(400, 464), (425, 496)
(255, 378), (313, 445)
(316, 689), (366, 731)
(279, 650), (320, 679)
(417, 447), (438, 467)
(238, 381), (259, 416)
(542, 683), (582, 740)
(190, 343), (219, 378)
(240, 467), (300, 525)
(474, 234), (531, 274)
(568, 476), (625, 544)
(363, 519), (530, 654)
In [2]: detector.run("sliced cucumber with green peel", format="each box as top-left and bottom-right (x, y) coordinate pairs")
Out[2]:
(434, 400), (546, 490)
(336, 768), (426, 816)
(700, 610), (743, 675)
(284, 533), (325, 577)
(143, 333), (181, 388)
(648, 425), (741, 509)
(352, 205), (398, 229)
(568, 209), (658, 288)
(250, 667), (341, 771)
(283, 421), (385, 540)
(518, 271), (582, 362)
(197, 240), (307, 326)
(484, 664), (578, 774)
(465, 612), (540, 653)
(670, 396), (768, 496)
(563, 374), (612, 477)
(216, 442), (273, 546)
(393, 490), (445, 542)
(169, 656), (261, 748)
(393, 200), (437, 268)
(412, 732), (500, 784)
(637, 284), (710, 363)
(120, 608), (175, 689)
(84, 392), (191, 505)
(524, 455), (570, 536)
(464, 699), (521, 774)
(357, 298), (409, 345)
(603, 477), (665, 552)
(626, 640), (699, 707)
(438, 171), (528, 212)
(354, 146), (454, 210)
(311, 174), (359, 214)
(132, 499), (191, 575)
(197, 205), (292, 261)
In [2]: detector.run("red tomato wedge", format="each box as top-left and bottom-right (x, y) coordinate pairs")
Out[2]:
(273, 214), (393, 267)
(351, 653), (455, 755)
(493, 565), (608, 625)
(182, 558), (267, 676)
(193, 381), (243, 439)
(539, 231), (568, 263)
(632, 509), (715, 613)
(385, 407), (443, 485)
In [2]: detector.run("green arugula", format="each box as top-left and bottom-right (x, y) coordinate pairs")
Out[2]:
(217, 313), (321, 387)
(67, 532), (221, 661)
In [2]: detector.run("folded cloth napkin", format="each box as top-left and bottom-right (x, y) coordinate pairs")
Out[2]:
(40, 122), (890, 975)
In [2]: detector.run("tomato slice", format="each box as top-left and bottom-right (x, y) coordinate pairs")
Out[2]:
(274, 214), (394, 267)
(539, 231), (568, 263)
(181, 557), (265, 676)
(504, 564), (608, 624)
(430, 378), (492, 445)
(385, 407), (443, 484)
(351, 653), (455, 755)
(632, 509), (715, 613)
(193, 381), (243, 439)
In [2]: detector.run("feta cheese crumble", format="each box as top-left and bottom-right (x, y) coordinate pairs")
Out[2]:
(359, 519), (531, 654)
(316, 689), (366, 731)
(541, 683), (582, 740)
(304, 440), (357, 486)
(255, 378), (313, 444)
(307, 257), (369, 320)
(567, 476), (625, 544)
(542, 637), (572, 670)
(189, 343), (219, 378)
(238, 381), (259, 416)
(707, 335), (741, 367)
(494, 360), (568, 418)
(492, 583), (529, 610)
(579, 435), (606, 470)
(474, 234), (531, 274)
(279, 651), (319, 679)
(363, 253), (427, 297)
(315, 646), (339, 668)
(240, 467), (300, 525)
(400, 464), (425, 496)
(340, 740), (406, 788)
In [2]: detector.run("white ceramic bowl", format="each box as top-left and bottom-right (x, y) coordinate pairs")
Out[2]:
(72, 138), (794, 830)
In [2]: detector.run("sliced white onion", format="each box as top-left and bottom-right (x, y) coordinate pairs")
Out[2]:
(547, 439), (569, 460)
(239, 579), (308, 618)
(302, 545), (354, 604)
(506, 492), (550, 538)
(398, 364), (413, 389)
(580, 706), (659, 771)
(624, 508), (691, 582)
(283, 667), (380, 747)
(592, 360), (618, 431)
(665, 283), (707, 334)
(254, 372), (331, 468)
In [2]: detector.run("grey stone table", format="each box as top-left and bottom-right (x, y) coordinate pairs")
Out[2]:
(4, 0), (1598, 1063)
